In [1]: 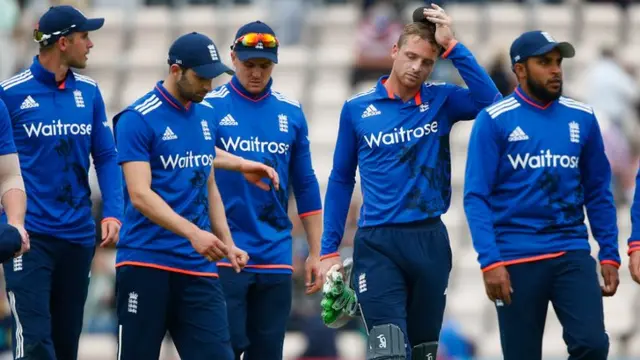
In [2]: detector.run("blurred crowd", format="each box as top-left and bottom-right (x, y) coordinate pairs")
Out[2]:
(0, 0), (639, 359)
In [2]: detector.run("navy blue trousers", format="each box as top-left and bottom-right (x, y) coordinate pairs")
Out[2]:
(497, 250), (609, 360)
(352, 217), (452, 358)
(3, 233), (94, 360)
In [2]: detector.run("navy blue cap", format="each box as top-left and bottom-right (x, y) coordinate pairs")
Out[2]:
(510, 30), (575, 66)
(232, 21), (278, 64)
(35, 6), (104, 46)
(168, 32), (234, 79)
(0, 224), (23, 263)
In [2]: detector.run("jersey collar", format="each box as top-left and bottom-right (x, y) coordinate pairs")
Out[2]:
(228, 75), (272, 102)
(30, 56), (77, 90)
(375, 75), (424, 105)
(513, 85), (555, 110)
(153, 81), (192, 113)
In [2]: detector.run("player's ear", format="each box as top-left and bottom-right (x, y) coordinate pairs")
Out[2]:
(169, 64), (183, 78)
(513, 62), (526, 81)
(391, 43), (399, 60)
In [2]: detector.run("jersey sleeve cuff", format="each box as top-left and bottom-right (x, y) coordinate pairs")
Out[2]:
(600, 260), (620, 268)
(440, 40), (459, 59)
(299, 209), (322, 218)
(101, 217), (122, 226)
(481, 261), (505, 272)
(628, 241), (640, 255)
(320, 252), (340, 261)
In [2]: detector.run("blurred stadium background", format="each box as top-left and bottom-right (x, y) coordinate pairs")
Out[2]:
(1, 0), (640, 359)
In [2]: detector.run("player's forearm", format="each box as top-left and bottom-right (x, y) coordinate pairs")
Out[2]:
(1, 189), (25, 226)
(301, 213), (322, 257)
(207, 176), (234, 247)
(463, 192), (503, 270)
(213, 147), (244, 172)
(628, 168), (640, 254)
(94, 151), (124, 221)
(320, 174), (355, 258)
(129, 188), (199, 240)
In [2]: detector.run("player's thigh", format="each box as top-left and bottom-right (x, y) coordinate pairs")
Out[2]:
(218, 266), (253, 352)
(496, 260), (553, 360)
(115, 265), (170, 360)
(352, 228), (409, 342)
(3, 234), (56, 360)
(168, 274), (233, 360)
(405, 221), (452, 345)
(50, 241), (94, 359)
(244, 273), (292, 360)
(551, 251), (608, 360)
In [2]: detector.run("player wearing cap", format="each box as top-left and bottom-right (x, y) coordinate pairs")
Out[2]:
(464, 30), (618, 360)
(318, 5), (501, 360)
(0, 5), (123, 360)
(0, 98), (28, 263)
(204, 21), (323, 359)
(113, 32), (280, 360)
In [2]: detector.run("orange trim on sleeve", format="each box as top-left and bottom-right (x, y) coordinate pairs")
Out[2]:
(216, 263), (294, 271)
(116, 261), (219, 277)
(440, 40), (459, 59)
(600, 260), (620, 269)
(299, 210), (322, 219)
(481, 261), (505, 272)
(628, 246), (640, 256)
(320, 252), (340, 261)
(101, 217), (122, 226)
(482, 251), (568, 272)
(629, 241), (640, 248)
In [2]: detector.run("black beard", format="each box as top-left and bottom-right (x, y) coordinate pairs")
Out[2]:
(526, 72), (562, 103)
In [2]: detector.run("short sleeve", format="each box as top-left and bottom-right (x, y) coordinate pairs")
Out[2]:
(114, 111), (153, 164)
(0, 99), (16, 156)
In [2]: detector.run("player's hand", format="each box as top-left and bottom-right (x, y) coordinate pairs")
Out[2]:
(600, 263), (620, 297)
(240, 159), (280, 191)
(629, 251), (640, 285)
(10, 223), (29, 257)
(482, 265), (513, 305)
(305, 254), (322, 294)
(189, 230), (228, 262)
(318, 256), (343, 286)
(100, 219), (121, 248)
(227, 245), (249, 273)
(423, 4), (456, 49)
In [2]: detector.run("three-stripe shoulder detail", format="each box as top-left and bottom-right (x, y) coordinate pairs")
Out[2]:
(0, 70), (34, 91)
(134, 94), (162, 116)
(347, 87), (375, 102)
(205, 86), (229, 99)
(485, 97), (520, 119)
(558, 96), (593, 114)
(73, 73), (97, 87)
(272, 91), (300, 107)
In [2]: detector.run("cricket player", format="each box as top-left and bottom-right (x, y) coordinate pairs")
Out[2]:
(0, 6), (123, 359)
(628, 167), (640, 284)
(0, 98), (29, 263)
(463, 30), (619, 360)
(205, 21), (323, 359)
(114, 32), (280, 360)
(319, 5), (501, 359)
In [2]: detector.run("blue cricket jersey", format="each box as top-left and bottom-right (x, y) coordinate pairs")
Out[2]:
(464, 87), (620, 271)
(0, 56), (123, 244)
(114, 82), (219, 276)
(629, 166), (640, 255)
(205, 76), (322, 274)
(321, 41), (501, 257)
(0, 99), (16, 156)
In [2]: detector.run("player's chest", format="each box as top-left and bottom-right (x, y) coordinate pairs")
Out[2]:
(354, 102), (444, 150)
(11, 90), (93, 144)
(502, 118), (584, 156)
(215, 110), (295, 156)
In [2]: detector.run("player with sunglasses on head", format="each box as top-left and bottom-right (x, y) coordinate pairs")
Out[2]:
(0, 6), (123, 359)
(318, 5), (501, 359)
(113, 31), (281, 360)
(205, 21), (323, 360)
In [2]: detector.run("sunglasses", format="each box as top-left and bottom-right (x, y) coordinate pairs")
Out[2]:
(33, 24), (76, 43)
(231, 33), (279, 50)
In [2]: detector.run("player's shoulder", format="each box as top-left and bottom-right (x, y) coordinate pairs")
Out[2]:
(128, 91), (164, 117)
(72, 72), (98, 89)
(482, 95), (521, 120)
(204, 84), (231, 103)
(557, 96), (594, 116)
(270, 90), (301, 109)
(346, 85), (377, 105)
(0, 69), (36, 95)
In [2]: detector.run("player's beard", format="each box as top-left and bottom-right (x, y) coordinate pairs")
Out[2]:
(177, 74), (204, 103)
(526, 72), (562, 103)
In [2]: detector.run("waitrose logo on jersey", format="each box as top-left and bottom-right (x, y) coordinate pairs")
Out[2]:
(23, 120), (92, 138)
(160, 151), (215, 170)
(219, 136), (290, 155)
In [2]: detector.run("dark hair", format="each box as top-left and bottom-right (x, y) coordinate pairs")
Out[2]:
(396, 22), (442, 55)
